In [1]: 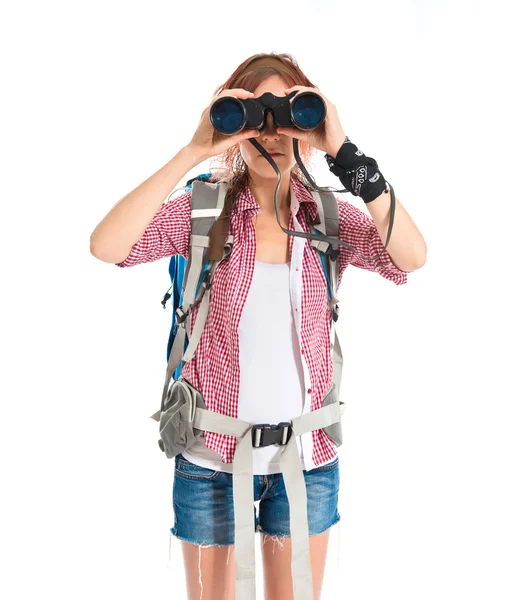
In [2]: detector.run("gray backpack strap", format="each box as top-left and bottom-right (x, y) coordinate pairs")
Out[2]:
(309, 190), (340, 311)
(150, 179), (232, 421)
(308, 190), (344, 402)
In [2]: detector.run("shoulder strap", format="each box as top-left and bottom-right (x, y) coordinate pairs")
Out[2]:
(163, 173), (216, 366)
(308, 190), (340, 313)
(150, 178), (233, 421)
(308, 189), (344, 398)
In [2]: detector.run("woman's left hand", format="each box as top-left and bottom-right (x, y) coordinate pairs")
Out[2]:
(276, 85), (347, 157)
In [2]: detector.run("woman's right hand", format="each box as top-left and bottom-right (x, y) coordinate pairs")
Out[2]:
(187, 88), (260, 160)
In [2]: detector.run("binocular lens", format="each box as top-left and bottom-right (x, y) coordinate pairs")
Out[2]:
(291, 93), (326, 130)
(210, 97), (245, 134)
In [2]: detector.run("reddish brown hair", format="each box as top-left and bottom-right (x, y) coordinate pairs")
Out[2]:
(206, 52), (319, 260)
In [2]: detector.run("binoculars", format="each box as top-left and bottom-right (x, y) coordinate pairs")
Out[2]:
(209, 90), (327, 135)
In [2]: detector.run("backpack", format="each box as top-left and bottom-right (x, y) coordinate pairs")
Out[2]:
(159, 172), (343, 388)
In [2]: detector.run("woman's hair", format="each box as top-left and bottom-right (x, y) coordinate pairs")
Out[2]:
(206, 52), (319, 260)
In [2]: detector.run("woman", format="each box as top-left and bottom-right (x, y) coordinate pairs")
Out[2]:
(90, 53), (427, 600)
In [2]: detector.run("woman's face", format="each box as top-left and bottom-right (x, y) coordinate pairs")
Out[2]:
(239, 75), (297, 179)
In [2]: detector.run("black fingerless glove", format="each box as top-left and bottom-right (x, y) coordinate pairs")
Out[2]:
(325, 136), (388, 203)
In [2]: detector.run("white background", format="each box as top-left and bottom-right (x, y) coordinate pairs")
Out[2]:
(1, 1), (521, 599)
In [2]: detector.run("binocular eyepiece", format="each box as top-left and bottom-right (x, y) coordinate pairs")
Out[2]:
(209, 90), (327, 136)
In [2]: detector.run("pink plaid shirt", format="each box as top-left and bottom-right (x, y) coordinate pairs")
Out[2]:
(116, 177), (408, 468)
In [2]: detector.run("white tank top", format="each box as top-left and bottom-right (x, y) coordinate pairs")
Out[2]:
(182, 259), (307, 475)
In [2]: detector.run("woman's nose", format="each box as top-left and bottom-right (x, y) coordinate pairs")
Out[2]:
(262, 112), (278, 134)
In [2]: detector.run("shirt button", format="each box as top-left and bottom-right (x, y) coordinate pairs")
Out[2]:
(307, 388), (312, 394)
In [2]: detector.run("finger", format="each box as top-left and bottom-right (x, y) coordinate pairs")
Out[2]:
(238, 129), (260, 141)
(283, 85), (308, 95)
(277, 127), (304, 139)
(218, 88), (255, 99)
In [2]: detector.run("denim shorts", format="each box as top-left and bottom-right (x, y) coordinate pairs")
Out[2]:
(171, 453), (341, 546)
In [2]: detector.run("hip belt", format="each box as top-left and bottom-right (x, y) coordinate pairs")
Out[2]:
(181, 399), (345, 600)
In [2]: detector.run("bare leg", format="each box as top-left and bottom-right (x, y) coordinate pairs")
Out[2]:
(260, 526), (332, 600)
(180, 539), (235, 600)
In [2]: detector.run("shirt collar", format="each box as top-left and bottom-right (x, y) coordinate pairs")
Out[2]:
(233, 176), (319, 224)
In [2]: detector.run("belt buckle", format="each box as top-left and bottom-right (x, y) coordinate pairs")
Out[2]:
(252, 422), (292, 448)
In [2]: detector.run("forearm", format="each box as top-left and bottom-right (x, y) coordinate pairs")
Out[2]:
(90, 144), (206, 263)
(325, 135), (427, 272)
(365, 189), (427, 272)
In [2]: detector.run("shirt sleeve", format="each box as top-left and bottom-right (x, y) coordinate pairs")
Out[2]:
(115, 191), (192, 268)
(336, 196), (408, 286)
